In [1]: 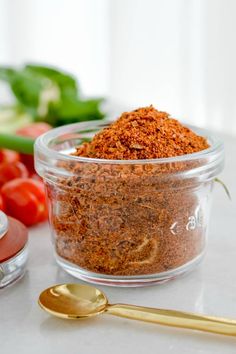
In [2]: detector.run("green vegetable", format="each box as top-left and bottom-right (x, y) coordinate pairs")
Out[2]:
(0, 133), (34, 154)
(0, 64), (105, 130)
(25, 64), (78, 98)
(0, 105), (32, 133)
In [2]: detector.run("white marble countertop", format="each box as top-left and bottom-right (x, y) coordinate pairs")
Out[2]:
(1, 134), (236, 354)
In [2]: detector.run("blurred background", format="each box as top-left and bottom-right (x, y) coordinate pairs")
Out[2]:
(0, 0), (236, 135)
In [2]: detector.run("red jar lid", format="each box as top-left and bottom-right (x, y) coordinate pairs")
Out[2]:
(0, 212), (28, 263)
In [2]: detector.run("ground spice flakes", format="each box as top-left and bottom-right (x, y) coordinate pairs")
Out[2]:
(48, 106), (211, 276)
(75, 105), (209, 159)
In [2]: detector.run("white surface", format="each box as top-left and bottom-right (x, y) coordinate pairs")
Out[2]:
(1, 134), (236, 354)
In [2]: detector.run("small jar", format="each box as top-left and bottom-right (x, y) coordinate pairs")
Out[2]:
(35, 121), (224, 286)
(0, 211), (28, 288)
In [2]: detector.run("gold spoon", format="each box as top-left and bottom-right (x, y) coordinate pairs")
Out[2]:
(39, 283), (236, 337)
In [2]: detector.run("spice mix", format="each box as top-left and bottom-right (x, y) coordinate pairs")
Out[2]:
(47, 106), (211, 277)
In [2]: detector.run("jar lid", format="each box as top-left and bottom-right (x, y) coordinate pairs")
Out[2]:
(0, 212), (28, 263)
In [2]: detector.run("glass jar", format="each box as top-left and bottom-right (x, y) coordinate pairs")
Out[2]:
(35, 121), (224, 286)
(0, 211), (28, 288)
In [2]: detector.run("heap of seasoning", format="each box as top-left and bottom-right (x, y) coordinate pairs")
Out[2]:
(48, 106), (210, 276)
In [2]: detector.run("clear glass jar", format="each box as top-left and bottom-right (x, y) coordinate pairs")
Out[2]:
(35, 121), (224, 286)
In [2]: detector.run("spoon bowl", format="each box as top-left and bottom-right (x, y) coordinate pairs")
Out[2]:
(39, 284), (108, 319)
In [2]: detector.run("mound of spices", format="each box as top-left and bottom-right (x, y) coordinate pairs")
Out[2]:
(76, 106), (209, 159)
(48, 106), (211, 276)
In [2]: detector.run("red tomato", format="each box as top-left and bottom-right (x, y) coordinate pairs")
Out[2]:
(17, 122), (51, 173)
(16, 122), (52, 138)
(18, 154), (35, 174)
(0, 149), (20, 164)
(0, 193), (5, 212)
(0, 161), (29, 187)
(1, 178), (48, 226)
(29, 172), (43, 182)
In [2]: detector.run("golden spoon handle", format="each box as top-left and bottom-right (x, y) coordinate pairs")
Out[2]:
(106, 304), (236, 336)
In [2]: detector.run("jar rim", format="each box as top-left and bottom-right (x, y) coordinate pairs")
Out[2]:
(35, 120), (224, 165)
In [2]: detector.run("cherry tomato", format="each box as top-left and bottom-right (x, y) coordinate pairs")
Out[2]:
(1, 178), (47, 226)
(0, 149), (20, 164)
(16, 122), (52, 138)
(17, 122), (51, 173)
(29, 172), (43, 182)
(0, 193), (5, 212)
(18, 154), (35, 174)
(0, 161), (29, 187)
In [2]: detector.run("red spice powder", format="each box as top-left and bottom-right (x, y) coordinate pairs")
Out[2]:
(48, 106), (211, 277)
(76, 106), (209, 159)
